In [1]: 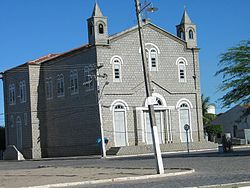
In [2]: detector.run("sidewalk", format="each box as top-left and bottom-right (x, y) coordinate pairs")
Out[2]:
(0, 165), (194, 188)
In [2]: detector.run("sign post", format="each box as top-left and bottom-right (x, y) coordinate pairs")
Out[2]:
(184, 124), (190, 154)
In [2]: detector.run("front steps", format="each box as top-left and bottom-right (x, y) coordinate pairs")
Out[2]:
(106, 141), (218, 156)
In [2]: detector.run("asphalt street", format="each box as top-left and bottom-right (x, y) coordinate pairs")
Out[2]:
(0, 147), (250, 187)
(75, 147), (250, 188)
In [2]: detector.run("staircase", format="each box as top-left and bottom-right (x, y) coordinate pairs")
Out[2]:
(106, 141), (218, 156)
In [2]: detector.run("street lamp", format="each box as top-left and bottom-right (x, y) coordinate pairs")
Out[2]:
(134, 0), (164, 174)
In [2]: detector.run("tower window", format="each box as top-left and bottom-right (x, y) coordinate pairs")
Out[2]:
(189, 30), (194, 39)
(98, 24), (104, 34)
(179, 30), (185, 40)
(88, 23), (93, 35)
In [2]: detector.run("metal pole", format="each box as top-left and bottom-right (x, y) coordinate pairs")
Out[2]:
(96, 69), (106, 158)
(134, 0), (164, 174)
(99, 101), (106, 158)
(186, 129), (189, 154)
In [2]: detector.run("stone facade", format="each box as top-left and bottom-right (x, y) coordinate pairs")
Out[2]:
(2, 3), (204, 159)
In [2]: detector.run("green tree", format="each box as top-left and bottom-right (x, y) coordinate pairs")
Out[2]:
(201, 94), (216, 125)
(215, 40), (250, 107)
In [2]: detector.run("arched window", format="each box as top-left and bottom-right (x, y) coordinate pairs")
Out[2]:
(178, 61), (186, 82)
(176, 57), (188, 83)
(9, 84), (16, 105)
(98, 24), (104, 34)
(70, 70), (78, 94)
(115, 105), (124, 110)
(145, 48), (158, 71)
(150, 49), (158, 71)
(189, 30), (194, 39)
(155, 98), (162, 106)
(19, 81), (26, 103)
(111, 56), (123, 82)
(57, 74), (64, 97)
(45, 77), (53, 99)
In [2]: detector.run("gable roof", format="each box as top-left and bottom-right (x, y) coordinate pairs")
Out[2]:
(109, 22), (187, 46)
(3, 21), (190, 74)
(3, 44), (92, 74)
(211, 104), (250, 125)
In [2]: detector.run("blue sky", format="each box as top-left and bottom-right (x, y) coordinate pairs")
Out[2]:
(0, 0), (249, 126)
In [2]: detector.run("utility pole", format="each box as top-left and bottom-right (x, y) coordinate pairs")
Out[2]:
(134, 0), (164, 174)
(96, 68), (108, 158)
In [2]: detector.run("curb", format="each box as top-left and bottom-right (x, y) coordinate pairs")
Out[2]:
(21, 168), (195, 188)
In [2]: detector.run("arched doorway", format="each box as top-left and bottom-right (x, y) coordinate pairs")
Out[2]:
(144, 93), (167, 144)
(111, 100), (129, 147)
(177, 100), (193, 143)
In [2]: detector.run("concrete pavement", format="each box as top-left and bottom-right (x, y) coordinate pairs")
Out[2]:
(1, 146), (250, 188)
(0, 164), (194, 188)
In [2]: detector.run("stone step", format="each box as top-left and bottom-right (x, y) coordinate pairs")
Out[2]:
(106, 141), (218, 156)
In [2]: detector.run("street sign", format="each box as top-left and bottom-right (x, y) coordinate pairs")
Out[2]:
(184, 124), (190, 131)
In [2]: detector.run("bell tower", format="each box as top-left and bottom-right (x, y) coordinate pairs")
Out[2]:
(87, 2), (109, 46)
(176, 9), (197, 48)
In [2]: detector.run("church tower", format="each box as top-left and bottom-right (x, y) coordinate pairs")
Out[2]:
(176, 9), (197, 48)
(87, 3), (109, 46)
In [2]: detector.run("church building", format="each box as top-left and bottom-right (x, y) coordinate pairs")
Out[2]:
(2, 3), (211, 159)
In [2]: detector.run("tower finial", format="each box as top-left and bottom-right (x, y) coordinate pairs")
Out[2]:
(92, 1), (103, 17)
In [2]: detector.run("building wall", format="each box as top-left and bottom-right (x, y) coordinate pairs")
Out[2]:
(3, 23), (204, 158)
(97, 25), (203, 147)
(40, 47), (101, 157)
(3, 65), (33, 159)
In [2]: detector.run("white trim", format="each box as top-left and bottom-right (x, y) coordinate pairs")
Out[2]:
(176, 57), (188, 65)
(110, 56), (123, 82)
(110, 99), (129, 111)
(176, 98), (193, 109)
(110, 55), (124, 64)
(144, 93), (167, 107)
(177, 99), (193, 142)
(139, 43), (160, 54)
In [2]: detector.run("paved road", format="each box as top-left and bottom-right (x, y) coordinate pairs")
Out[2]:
(0, 147), (250, 187)
(76, 148), (250, 188)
